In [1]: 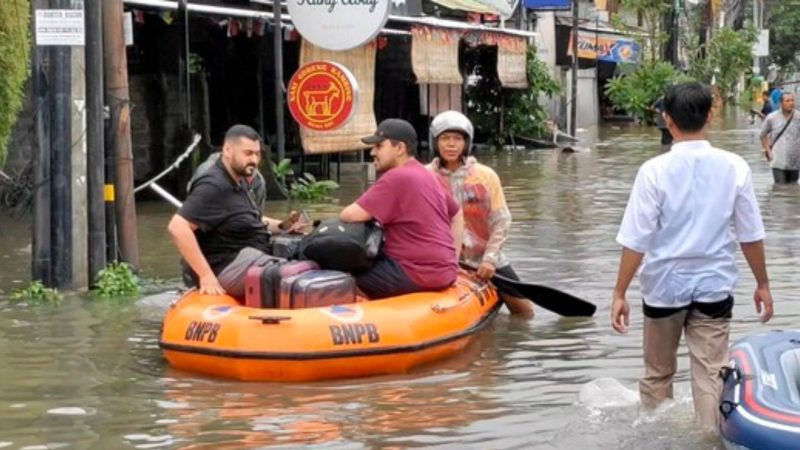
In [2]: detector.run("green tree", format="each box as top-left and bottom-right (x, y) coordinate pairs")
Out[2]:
(605, 61), (692, 121)
(765, 0), (800, 76)
(688, 27), (757, 102)
(0, 0), (30, 165)
(614, 0), (672, 62)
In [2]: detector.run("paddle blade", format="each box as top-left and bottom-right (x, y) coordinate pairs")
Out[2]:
(491, 274), (596, 317)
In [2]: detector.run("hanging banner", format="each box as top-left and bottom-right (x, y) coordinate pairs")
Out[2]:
(568, 31), (640, 63)
(411, 25), (463, 84)
(288, 0), (391, 51)
(287, 61), (359, 132)
(522, 0), (570, 10)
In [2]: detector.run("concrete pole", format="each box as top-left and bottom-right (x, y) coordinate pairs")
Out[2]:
(31, 0), (52, 285)
(570, 0), (578, 136)
(103, 0), (139, 268)
(70, 0), (87, 289)
(50, 0), (73, 289)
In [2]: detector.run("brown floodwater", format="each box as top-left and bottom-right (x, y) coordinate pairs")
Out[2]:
(0, 108), (797, 449)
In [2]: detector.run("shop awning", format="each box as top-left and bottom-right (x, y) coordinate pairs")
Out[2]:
(429, 0), (498, 15)
(124, 0), (539, 40)
(429, 0), (513, 17)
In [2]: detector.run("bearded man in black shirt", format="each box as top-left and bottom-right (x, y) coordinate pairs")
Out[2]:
(167, 125), (299, 298)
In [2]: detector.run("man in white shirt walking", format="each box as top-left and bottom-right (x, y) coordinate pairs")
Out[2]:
(611, 82), (774, 433)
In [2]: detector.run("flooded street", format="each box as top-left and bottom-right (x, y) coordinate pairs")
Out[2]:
(1, 109), (799, 449)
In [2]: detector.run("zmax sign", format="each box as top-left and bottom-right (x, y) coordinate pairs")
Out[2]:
(523, 0), (571, 10)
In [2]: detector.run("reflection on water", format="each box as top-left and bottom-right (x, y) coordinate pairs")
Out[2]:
(0, 109), (797, 448)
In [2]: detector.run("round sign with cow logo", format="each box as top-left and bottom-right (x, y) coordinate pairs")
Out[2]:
(287, 61), (359, 131)
(288, 0), (391, 51)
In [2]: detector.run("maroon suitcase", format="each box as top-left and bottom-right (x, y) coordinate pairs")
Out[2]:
(278, 270), (357, 309)
(244, 260), (319, 308)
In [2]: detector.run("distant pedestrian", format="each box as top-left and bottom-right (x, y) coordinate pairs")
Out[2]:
(770, 86), (784, 109)
(760, 92), (800, 183)
(651, 96), (672, 146)
(755, 91), (775, 120)
(612, 82), (773, 434)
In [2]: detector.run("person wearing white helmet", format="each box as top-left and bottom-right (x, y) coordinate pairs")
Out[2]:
(426, 110), (534, 318)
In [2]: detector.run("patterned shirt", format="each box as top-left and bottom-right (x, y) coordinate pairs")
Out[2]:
(427, 157), (512, 268)
(760, 109), (800, 170)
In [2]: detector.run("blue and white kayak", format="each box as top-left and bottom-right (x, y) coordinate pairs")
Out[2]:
(719, 330), (800, 450)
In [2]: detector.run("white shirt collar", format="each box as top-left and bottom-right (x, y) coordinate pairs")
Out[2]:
(669, 140), (711, 153)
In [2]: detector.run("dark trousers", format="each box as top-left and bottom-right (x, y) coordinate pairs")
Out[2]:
(356, 257), (424, 300)
(772, 168), (800, 184)
(660, 128), (673, 145)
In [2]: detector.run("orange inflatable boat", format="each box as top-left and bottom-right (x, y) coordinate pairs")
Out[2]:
(159, 271), (501, 382)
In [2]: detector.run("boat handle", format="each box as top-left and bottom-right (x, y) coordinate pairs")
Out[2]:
(719, 400), (738, 419)
(248, 315), (292, 324)
(431, 285), (487, 313)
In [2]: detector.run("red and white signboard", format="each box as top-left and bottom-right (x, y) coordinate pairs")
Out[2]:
(287, 61), (359, 131)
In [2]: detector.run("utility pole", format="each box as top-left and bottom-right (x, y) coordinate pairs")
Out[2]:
(50, 0), (73, 289)
(31, 0), (51, 285)
(103, 0), (139, 268)
(71, 0), (88, 290)
(273, 0), (286, 161)
(86, 0), (106, 282)
(570, 0), (579, 136)
(753, 0), (762, 76)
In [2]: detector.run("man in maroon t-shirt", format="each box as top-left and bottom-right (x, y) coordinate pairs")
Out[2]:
(340, 119), (464, 299)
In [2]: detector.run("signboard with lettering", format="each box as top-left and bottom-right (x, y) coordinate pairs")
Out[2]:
(287, 61), (359, 131)
(568, 31), (640, 63)
(35, 9), (85, 46)
(522, 0), (570, 10)
(287, 0), (391, 51)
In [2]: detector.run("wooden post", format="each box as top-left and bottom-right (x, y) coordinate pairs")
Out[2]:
(103, 0), (139, 268)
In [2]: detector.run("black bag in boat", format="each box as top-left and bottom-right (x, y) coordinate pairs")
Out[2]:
(297, 219), (383, 273)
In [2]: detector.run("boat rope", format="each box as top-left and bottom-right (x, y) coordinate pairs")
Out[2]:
(134, 133), (202, 194)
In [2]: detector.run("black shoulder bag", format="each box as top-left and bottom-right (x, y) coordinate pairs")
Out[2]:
(770, 111), (794, 149)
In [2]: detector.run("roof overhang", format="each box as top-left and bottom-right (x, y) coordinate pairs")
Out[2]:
(123, 0), (538, 40)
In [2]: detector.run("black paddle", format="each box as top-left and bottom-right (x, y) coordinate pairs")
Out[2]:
(461, 263), (596, 317)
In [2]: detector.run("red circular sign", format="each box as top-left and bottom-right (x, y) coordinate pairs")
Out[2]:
(287, 61), (359, 131)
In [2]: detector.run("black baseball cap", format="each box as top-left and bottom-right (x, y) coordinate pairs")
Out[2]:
(361, 119), (418, 150)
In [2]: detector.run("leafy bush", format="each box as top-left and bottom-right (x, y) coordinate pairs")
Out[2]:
(290, 173), (339, 201)
(466, 45), (561, 145)
(0, 0), (31, 165)
(94, 261), (140, 297)
(605, 61), (693, 122)
(272, 158), (294, 185)
(11, 280), (62, 301)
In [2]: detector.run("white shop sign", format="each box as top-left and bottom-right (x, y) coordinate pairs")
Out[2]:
(36, 9), (85, 46)
(288, 0), (391, 51)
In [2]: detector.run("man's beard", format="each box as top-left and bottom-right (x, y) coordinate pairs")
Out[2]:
(233, 163), (256, 177)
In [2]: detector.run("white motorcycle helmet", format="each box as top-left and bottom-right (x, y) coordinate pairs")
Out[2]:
(430, 110), (474, 160)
